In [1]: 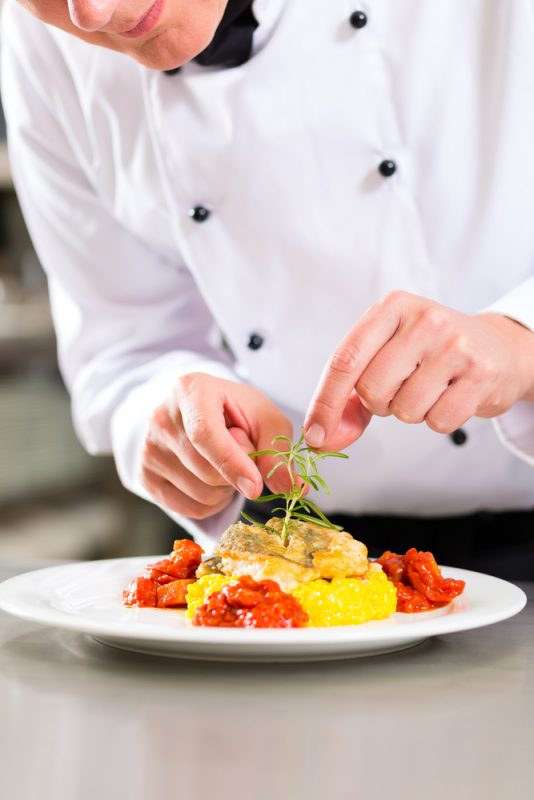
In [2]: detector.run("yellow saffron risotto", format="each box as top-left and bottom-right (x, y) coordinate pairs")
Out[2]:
(292, 571), (396, 626)
(186, 570), (397, 627)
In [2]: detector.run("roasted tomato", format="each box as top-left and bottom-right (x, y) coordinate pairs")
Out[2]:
(170, 539), (204, 573)
(122, 577), (158, 608)
(193, 576), (309, 628)
(156, 579), (196, 608)
(377, 548), (465, 612)
(146, 540), (204, 583)
(123, 539), (203, 608)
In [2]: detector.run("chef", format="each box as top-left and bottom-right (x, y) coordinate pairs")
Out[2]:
(2, 0), (534, 578)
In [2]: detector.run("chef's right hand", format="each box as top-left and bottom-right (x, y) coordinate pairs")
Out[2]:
(140, 373), (294, 519)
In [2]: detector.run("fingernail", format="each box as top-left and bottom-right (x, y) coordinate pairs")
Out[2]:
(305, 423), (325, 447)
(237, 477), (257, 498)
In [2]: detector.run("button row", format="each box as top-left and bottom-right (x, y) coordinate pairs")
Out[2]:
(188, 9), (388, 361)
(189, 154), (397, 226)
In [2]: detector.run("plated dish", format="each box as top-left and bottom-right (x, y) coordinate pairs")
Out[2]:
(122, 524), (466, 629)
(0, 557), (526, 661)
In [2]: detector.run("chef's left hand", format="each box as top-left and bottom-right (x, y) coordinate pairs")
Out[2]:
(304, 291), (534, 452)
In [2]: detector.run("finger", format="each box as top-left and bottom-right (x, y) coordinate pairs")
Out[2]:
(141, 467), (234, 520)
(228, 425), (284, 489)
(254, 416), (295, 495)
(314, 389), (372, 452)
(150, 403), (228, 487)
(228, 425), (256, 453)
(424, 378), (480, 434)
(178, 387), (263, 499)
(304, 293), (405, 449)
(168, 429), (233, 488)
(389, 346), (470, 423)
(143, 438), (235, 507)
(355, 332), (426, 417)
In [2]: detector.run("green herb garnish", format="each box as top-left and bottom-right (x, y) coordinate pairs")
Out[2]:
(242, 431), (349, 546)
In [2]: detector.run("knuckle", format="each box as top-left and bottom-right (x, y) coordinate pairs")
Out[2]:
(355, 377), (375, 403)
(312, 393), (338, 414)
(183, 492), (231, 519)
(479, 393), (503, 417)
(329, 344), (361, 377)
(213, 454), (237, 484)
(472, 356), (497, 384)
(157, 483), (179, 512)
(175, 371), (204, 395)
(184, 506), (212, 520)
(141, 437), (159, 467)
(191, 468), (215, 487)
(140, 466), (156, 494)
(448, 333), (473, 363)
(425, 413), (455, 435)
(356, 377), (386, 411)
(382, 289), (411, 308)
(359, 397), (389, 417)
(420, 305), (451, 334)
(201, 484), (231, 506)
(157, 482), (204, 518)
(390, 403), (423, 424)
(149, 479), (173, 509)
(200, 469), (229, 488)
(153, 480), (172, 507)
(186, 415), (211, 448)
(149, 403), (173, 436)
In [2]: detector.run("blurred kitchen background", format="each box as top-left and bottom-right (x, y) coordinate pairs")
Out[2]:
(0, 36), (179, 560)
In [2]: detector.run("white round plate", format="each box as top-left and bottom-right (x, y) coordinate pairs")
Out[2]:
(0, 557), (526, 662)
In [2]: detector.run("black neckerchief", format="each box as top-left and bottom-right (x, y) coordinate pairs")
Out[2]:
(165, 0), (257, 73)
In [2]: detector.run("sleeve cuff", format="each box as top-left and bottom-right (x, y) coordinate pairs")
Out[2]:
(479, 277), (534, 333)
(479, 278), (534, 466)
(110, 356), (244, 552)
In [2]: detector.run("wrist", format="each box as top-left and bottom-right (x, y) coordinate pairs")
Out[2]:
(481, 313), (534, 402)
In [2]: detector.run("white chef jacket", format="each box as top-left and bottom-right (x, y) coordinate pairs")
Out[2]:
(2, 0), (534, 551)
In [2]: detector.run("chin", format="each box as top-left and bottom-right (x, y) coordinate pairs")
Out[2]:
(129, 23), (220, 71)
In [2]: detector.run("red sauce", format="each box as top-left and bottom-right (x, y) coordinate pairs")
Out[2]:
(193, 576), (309, 628)
(123, 539), (203, 608)
(377, 548), (465, 613)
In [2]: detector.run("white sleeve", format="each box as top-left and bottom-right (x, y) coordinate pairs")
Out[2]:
(0, 6), (244, 546)
(480, 278), (534, 467)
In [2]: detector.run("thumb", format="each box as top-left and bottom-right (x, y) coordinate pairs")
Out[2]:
(306, 390), (372, 451)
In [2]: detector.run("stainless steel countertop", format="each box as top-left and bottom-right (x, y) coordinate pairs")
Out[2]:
(0, 560), (532, 800)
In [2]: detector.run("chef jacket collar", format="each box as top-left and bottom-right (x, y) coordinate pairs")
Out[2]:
(165, 0), (257, 73)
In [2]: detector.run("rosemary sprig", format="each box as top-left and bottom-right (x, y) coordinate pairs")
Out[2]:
(242, 431), (349, 546)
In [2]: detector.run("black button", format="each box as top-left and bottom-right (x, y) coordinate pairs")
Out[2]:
(189, 205), (210, 223)
(450, 428), (468, 446)
(378, 159), (397, 177)
(247, 333), (264, 351)
(349, 11), (368, 29)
